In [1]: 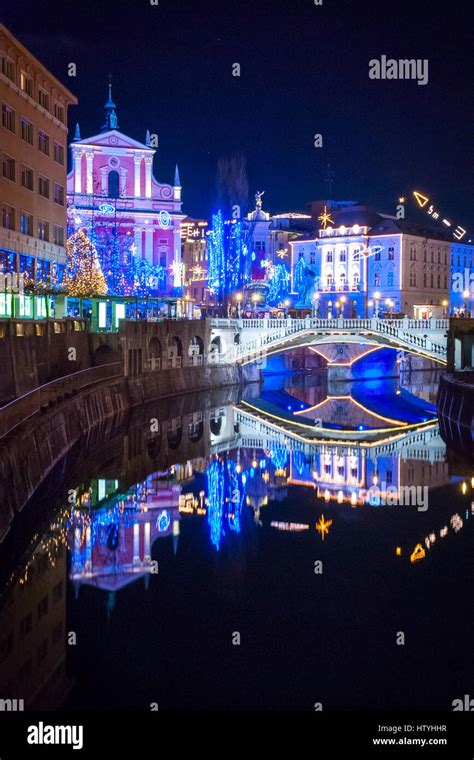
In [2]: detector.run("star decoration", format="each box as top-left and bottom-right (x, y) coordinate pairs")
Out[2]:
(190, 265), (206, 280)
(277, 248), (289, 259)
(318, 205), (334, 229)
(316, 514), (333, 540)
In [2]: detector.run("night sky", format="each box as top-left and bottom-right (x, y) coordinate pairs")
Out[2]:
(3, 0), (473, 225)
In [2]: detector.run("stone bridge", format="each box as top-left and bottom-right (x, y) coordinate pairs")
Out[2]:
(209, 317), (448, 365)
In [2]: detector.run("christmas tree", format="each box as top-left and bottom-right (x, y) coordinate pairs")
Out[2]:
(65, 230), (108, 297)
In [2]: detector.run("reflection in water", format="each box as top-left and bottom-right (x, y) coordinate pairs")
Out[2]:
(0, 369), (472, 711)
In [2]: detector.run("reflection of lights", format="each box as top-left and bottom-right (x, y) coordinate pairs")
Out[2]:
(324, 489), (330, 502)
(462, 482), (467, 494)
(429, 532), (436, 543)
(396, 547), (402, 556)
(451, 513), (463, 533)
(440, 526), (448, 538)
(351, 491), (357, 507)
(410, 544), (426, 563)
(337, 490), (343, 504)
(316, 514), (332, 540)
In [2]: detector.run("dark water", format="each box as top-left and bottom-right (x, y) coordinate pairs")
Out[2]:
(0, 359), (473, 712)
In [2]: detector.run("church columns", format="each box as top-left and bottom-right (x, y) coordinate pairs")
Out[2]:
(133, 523), (140, 566)
(144, 156), (153, 198)
(143, 522), (151, 564)
(120, 167), (127, 197)
(134, 155), (142, 198)
(133, 228), (143, 259)
(85, 150), (94, 194)
(100, 167), (107, 195)
(144, 226), (154, 263)
(74, 150), (82, 194)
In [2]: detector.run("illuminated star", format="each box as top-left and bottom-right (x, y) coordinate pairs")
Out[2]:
(277, 248), (288, 259)
(190, 265), (206, 279)
(318, 205), (334, 230)
(316, 514), (332, 540)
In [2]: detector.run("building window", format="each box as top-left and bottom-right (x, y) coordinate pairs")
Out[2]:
(387, 271), (394, 287)
(409, 269), (416, 287)
(19, 254), (34, 276)
(430, 273), (434, 288)
(374, 249), (381, 261)
(21, 117), (33, 144)
(53, 183), (64, 206)
(108, 170), (120, 198)
(1, 103), (15, 132)
(1, 55), (15, 82)
(388, 246), (394, 260)
(21, 164), (33, 190)
(53, 225), (65, 246)
(326, 273), (333, 287)
(20, 71), (33, 97)
(54, 142), (65, 165)
(423, 249), (427, 262)
(327, 250), (333, 263)
(2, 153), (15, 182)
(444, 252), (448, 265)
(423, 273), (427, 287)
(54, 101), (65, 123)
(310, 251), (316, 264)
(38, 219), (49, 241)
(20, 211), (33, 236)
(339, 272), (346, 287)
(410, 246), (417, 261)
(38, 130), (49, 155)
(38, 88), (49, 110)
(2, 204), (15, 230)
(374, 273), (380, 286)
(437, 274), (441, 288)
(386, 469), (393, 484)
(39, 175), (49, 198)
(444, 274), (447, 289)
(20, 613), (33, 638)
(339, 249), (346, 262)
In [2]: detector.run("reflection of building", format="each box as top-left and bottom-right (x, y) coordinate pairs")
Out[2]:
(69, 476), (181, 594)
(0, 23), (77, 312)
(66, 84), (185, 292)
(0, 527), (72, 709)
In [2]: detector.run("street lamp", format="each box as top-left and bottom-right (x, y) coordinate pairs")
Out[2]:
(235, 292), (243, 318)
(463, 290), (470, 317)
(441, 299), (448, 318)
(385, 298), (394, 315)
(340, 294), (347, 317)
(252, 292), (260, 316)
(368, 299), (374, 318)
(284, 298), (290, 317)
(374, 291), (381, 318)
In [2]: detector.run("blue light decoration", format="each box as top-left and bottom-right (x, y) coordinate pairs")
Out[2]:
(293, 256), (306, 295)
(270, 446), (288, 470)
(156, 510), (171, 532)
(207, 460), (225, 550)
(267, 263), (290, 306)
(208, 211), (248, 304)
(292, 450), (306, 476)
(98, 203), (116, 215)
(158, 210), (171, 229)
(226, 459), (244, 534)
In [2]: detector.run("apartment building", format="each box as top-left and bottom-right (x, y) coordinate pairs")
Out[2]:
(0, 23), (77, 298)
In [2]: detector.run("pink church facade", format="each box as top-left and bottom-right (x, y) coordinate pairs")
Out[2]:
(66, 85), (185, 293)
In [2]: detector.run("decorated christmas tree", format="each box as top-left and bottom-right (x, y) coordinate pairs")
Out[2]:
(65, 230), (108, 297)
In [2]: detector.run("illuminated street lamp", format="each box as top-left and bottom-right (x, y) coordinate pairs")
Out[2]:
(284, 298), (291, 317)
(340, 294), (347, 317)
(463, 290), (470, 317)
(251, 292), (260, 316)
(374, 291), (381, 318)
(235, 292), (243, 318)
(385, 298), (394, 315)
(368, 299), (374, 318)
(441, 299), (448, 318)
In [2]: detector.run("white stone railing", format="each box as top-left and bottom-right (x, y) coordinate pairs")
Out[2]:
(233, 317), (448, 361)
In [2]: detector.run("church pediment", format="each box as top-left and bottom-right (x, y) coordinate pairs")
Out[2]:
(71, 129), (154, 152)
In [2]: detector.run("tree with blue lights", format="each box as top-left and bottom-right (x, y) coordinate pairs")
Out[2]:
(208, 211), (248, 310)
(267, 263), (290, 306)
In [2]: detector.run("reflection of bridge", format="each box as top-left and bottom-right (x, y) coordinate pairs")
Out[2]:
(210, 317), (448, 364)
(232, 404), (446, 462)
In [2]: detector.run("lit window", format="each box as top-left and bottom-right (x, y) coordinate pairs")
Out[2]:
(1, 204), (15, 230)
(20, 211), (33, 236)
(20, 71), (33, 97)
